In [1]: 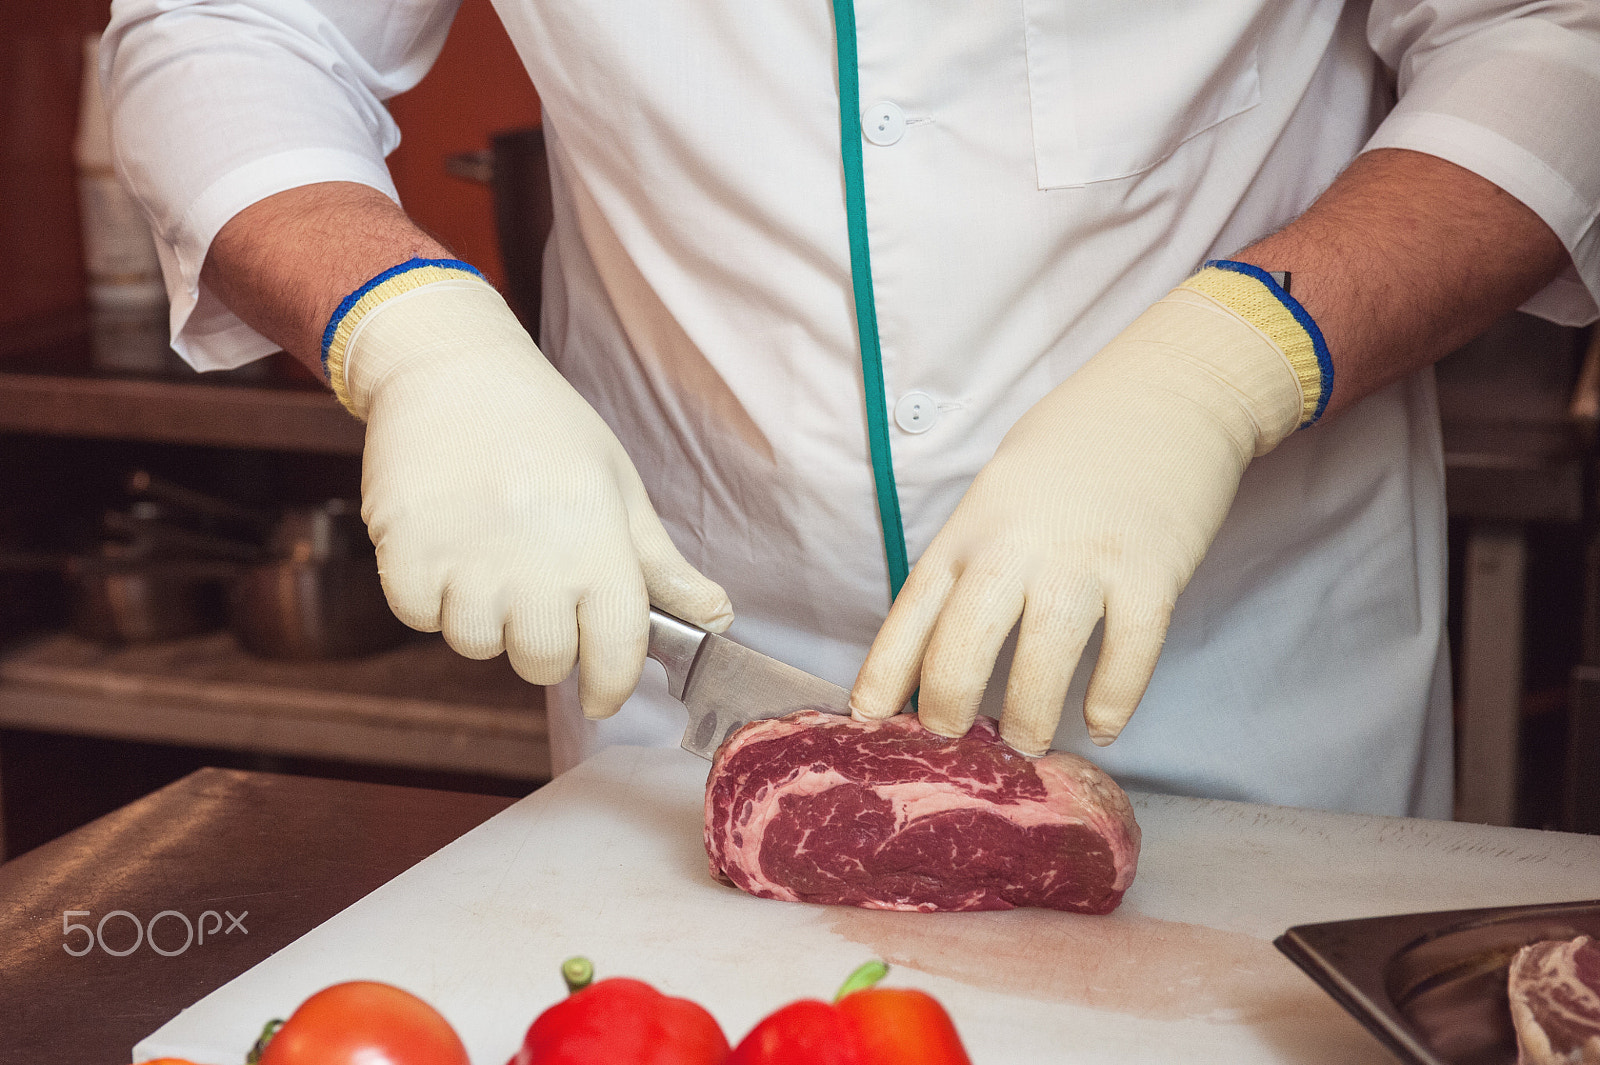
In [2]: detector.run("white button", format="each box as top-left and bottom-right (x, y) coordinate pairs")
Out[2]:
(894, 391), (939, 433)
(862, 102), (906, 146)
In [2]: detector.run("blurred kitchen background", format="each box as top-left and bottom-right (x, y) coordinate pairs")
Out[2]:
(0, 0), (1594, 862)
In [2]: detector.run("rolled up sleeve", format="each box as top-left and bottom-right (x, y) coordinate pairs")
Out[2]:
(102, 0), (460, 369)
(1366, 0), (1600, 326)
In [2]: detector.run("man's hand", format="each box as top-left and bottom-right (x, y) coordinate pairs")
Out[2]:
(850, 281), (1304, 754)
(851, 149), (1567, 754)
(346, 274), (733, 716)
(203, 183), (733, 715)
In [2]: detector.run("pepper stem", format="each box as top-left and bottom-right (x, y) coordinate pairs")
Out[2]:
(834, 959), (890, 1002)
(561, 956), (596, 995)
(245, 1018), (284, 1064)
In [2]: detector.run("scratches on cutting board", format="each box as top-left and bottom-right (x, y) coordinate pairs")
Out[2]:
(827, 905), (1327, 1024)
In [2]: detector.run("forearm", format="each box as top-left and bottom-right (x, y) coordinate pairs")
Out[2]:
(200, 182), (451, 378)
(1235, 148), (1568, 419)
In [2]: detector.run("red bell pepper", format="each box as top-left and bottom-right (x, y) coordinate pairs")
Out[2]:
(725, 961), (971, 1065)
(508, 957), (731, 1065)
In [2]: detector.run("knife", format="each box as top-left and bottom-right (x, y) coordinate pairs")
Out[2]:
(647, 608), (852, 759)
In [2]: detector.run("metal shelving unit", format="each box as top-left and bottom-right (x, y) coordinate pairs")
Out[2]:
(0, 324), (543, 859)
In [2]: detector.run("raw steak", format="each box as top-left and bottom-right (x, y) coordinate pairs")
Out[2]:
(1510, 935), (1600, 1065)
(704, 710), (1140, 913)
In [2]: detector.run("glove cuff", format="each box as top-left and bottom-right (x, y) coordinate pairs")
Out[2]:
(321, 257), (487, 417)
(1183, 260), (1332, 429)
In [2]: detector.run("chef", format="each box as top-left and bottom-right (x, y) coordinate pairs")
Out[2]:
(103, 1), (1599, 818)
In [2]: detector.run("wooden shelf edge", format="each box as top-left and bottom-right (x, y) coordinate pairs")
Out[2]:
(0, 631), (550, 781)
(0, 371), (362, 455)
(0, 655), (547, 739)
(0, 684), (549, 782)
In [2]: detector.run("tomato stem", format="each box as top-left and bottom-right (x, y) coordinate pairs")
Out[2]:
(245, 1018), (284, 1064)
(561, 956), (595, 995)
(834, 959), (890, 1002)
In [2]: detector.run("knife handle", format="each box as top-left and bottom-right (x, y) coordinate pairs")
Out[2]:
(645, 608), (709, 700)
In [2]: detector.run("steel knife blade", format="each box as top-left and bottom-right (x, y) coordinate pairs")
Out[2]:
(647, 608), (852, 759)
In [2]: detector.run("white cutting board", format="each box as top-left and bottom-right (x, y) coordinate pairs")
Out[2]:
(137, 747), (1600, 1065)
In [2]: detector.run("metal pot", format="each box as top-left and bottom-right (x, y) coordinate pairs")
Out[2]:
(124, 469), (275, 542)
(229, 499), (412, 660)
(68, 553), (238, 643)
(0, 517), (248, 645)
(63, 492), (259, 643)
(230, 557), (411, 660)
(103, 502), (262, 562)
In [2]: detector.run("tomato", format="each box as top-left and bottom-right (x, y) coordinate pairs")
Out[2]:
(254, 981), (469, 1065)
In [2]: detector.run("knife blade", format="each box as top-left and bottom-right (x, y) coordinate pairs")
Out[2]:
(647, 608), (852, 759)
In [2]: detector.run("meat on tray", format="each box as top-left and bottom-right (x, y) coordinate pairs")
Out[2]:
(703, 710), (1140, 913)
(1510, 934), (1600, 1065)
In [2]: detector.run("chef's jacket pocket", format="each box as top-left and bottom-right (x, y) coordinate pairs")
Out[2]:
(1022, 1), (1262, 188)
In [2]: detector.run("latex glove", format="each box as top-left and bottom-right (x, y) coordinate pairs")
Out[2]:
(329, 262), (733, 717)
(851, 264), (1327, 754)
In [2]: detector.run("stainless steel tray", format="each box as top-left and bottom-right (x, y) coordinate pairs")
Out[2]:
(1275, 899), (1600, 1065)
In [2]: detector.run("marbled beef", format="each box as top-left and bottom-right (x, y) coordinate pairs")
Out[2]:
(704, 711), (1140, 913)
(1510, 935), (1600, 1065)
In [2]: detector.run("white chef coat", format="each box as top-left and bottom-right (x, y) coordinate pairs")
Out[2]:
(104, 0), (1600, 817)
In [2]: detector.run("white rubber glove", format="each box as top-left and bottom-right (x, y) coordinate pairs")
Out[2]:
(851, 264), (1328, 754)
(327, 262), (733, 718)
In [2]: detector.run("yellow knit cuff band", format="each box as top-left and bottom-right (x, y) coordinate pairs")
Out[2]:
(1180, 261), (1332, 427)
(321, 258), (487, 418)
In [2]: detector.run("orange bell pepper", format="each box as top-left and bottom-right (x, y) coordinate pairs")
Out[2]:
(725, 961), (971, 1065)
